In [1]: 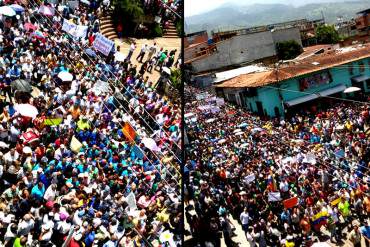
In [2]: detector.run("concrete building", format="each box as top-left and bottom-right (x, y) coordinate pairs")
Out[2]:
(356, 8), (370, 36)
(186, 27), (302, 73)
(215, 44), (370, 118)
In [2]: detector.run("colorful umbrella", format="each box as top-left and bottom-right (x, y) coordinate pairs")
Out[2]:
(24, 23), (37, 31)
(38, 5), (55, 16)
(20, 130), (40, 145)
(31, 30), (45, 39)
(10, 4), (24, 12)
(0, 6), (16, 16)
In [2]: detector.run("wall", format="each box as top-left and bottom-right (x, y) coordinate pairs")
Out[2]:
(272, 28), (303, 47)
(184, 42), (210, 61)
(184, 32), (209, 48)
(191, 28), (302, 73)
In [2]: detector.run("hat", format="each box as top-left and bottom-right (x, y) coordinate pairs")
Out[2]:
(45, 201), (54, 209)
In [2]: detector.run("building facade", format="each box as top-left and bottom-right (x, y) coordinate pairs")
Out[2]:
(216, 45), (370, 118)
(187, 27), (302, 73)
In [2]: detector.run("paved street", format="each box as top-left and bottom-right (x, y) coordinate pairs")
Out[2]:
(114, 37), (181, 82)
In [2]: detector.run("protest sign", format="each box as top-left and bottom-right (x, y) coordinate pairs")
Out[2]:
(283, 197), (298, 209)
(245, 174), (255, 184)
(44, 118), (63, 126)
(126, 192), (137, 210)
(93, 33), (115, 56)
(70, 136), (82, 153)
(62, 19), (88, 39)
(268, 192), (281, 202)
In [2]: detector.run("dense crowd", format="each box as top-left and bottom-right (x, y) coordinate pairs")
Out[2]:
(185, 86), (370, 247)
(0, 1), (181, 246)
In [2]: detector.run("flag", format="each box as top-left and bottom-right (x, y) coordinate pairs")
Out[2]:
(122, 122), (137, 143)
(283, 197), (298, 209)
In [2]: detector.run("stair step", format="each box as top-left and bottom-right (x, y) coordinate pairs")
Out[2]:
(100, 19), (113, 24)
(100, 23), (113, 29)
(101, 27), (115, 33)
(104, 30), (117, 37)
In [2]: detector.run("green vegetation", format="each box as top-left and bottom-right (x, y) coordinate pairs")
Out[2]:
(152, 23), (163, 37)
(112, 0), (144, 37)
(169, 68), (182, 91)
(315, 24), (340, 44)
(276, 40), (303, 60)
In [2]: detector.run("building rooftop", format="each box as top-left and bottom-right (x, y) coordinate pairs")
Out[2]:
(357, 8), (370, 15)
(216, 44), (370, 88)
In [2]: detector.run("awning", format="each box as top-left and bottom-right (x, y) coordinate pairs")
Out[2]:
(285, 94), (318, 107)
(317, 84), (346, 97)
(352, 75), (370, 83)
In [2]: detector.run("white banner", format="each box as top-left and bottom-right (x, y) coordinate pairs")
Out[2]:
(62, 19), (76, 33)
(62, 19), (88, 39)
(93, 33), (115, 56)
(268, 192), (282, 202)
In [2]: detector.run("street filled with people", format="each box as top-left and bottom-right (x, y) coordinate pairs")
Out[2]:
(0, 1), (181, 246)
(185, 86), (370, 247)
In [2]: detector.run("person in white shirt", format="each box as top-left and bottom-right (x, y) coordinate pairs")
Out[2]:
(126, 42), (136, 61)
(240, 207), (251, 233)
(136, 44), (148, 63)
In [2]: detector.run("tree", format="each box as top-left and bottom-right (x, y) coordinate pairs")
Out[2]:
(169, 68), (182, 91)
(275, 40), (303, 60)
(112, 0), (144, 21)
(315, 24), (340, 44)
(112, 0), (144, 36)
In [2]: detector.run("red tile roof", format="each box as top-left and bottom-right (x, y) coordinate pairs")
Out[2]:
(216, 44), (370, 88)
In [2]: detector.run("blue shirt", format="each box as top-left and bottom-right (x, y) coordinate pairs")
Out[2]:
(361, 226), (370, 238)
(31, 185), (45, 200)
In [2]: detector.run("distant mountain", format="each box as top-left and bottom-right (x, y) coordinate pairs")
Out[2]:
(185, 1), (370, 34)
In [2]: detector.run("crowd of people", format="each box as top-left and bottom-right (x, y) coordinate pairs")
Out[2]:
(0, 0), (181, 246)
(185, 86), (370, 247)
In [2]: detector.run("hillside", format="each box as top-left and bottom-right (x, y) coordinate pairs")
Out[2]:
(185, 1), (370, 34)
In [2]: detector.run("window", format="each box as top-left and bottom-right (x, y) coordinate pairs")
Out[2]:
(359, 62), (365, 73)
(349, 64), (354, 75)
(366, 79), (370, 89)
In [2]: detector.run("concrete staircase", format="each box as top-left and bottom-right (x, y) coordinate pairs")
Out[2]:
(99, 9), (118, 40)
(163, 20), (179, 38)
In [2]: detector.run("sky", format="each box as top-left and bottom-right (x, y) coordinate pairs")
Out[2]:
(184, 0), (353, 17)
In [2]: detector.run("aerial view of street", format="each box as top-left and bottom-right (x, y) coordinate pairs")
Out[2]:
(184, 0), (370, 246)
(0, 0), (182, 246)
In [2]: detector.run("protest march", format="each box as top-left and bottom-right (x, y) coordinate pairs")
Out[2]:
(185, 86), (370, 247)
(0, 0), (181, 246)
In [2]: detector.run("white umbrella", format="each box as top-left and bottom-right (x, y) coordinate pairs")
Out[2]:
(344, 86), (361, 93)
(15, 104), (39, 118)
(114, 52), (126, 62)
(233, 128), (242, 133)
(0, 141), (9, 149)
(142, 137), (159, 152)
(311, 243), (331, 247)
(58, 71), (73, 81)
(22, 146), (32, 154)
(184, 112), (195, 118)
(38, 5), (55, 16)
(80, 0), (91, 5)
(162, 67), (171, 75)
(205, 118), (216, 123)
(0, 6), (16, 16)
(218, 139), (226, 144)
